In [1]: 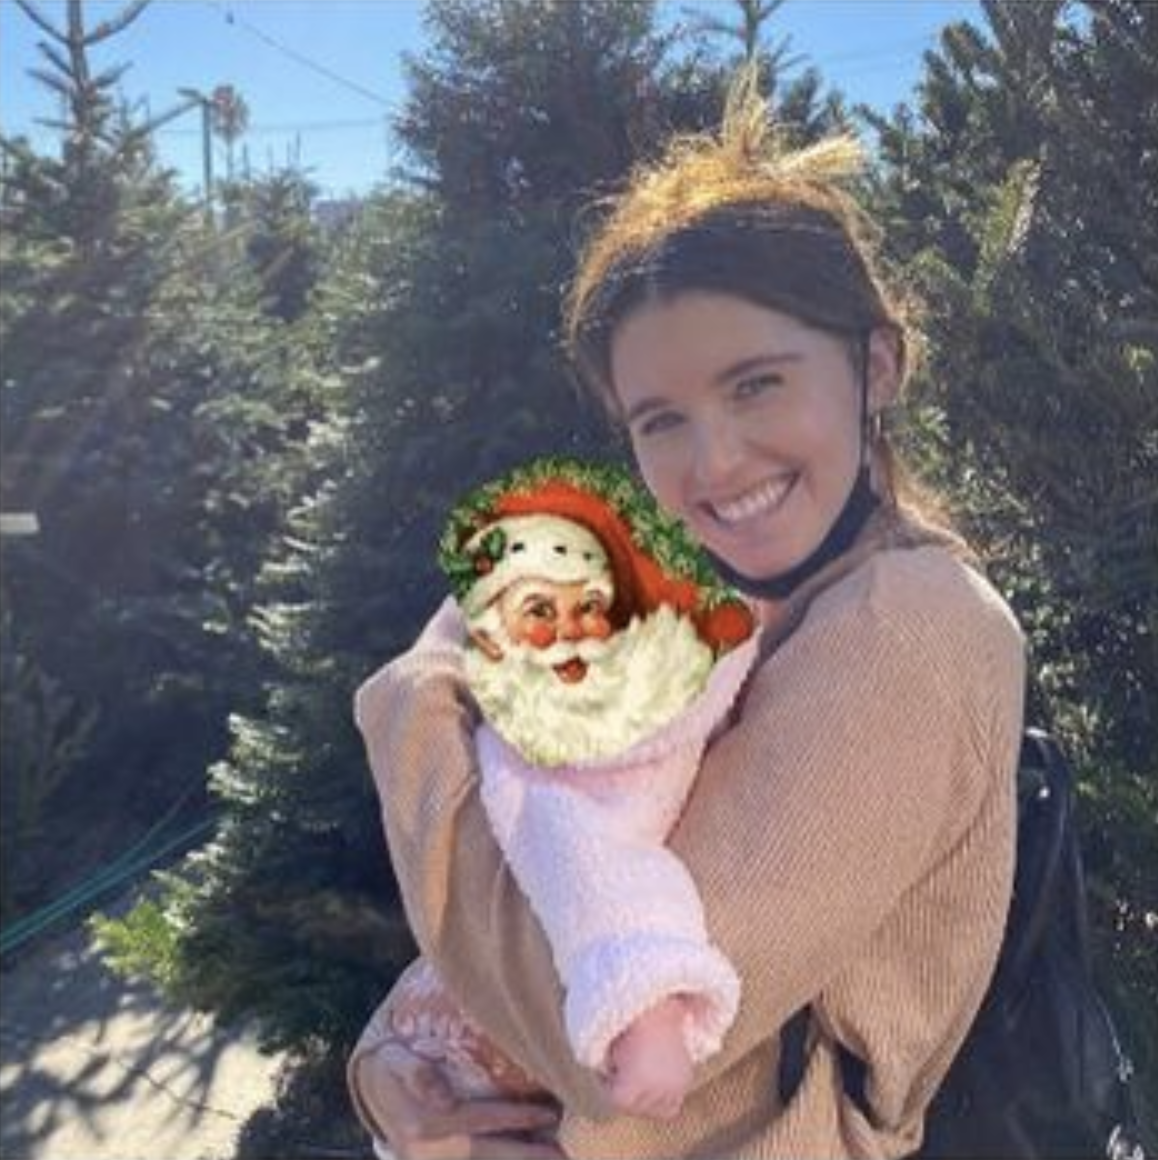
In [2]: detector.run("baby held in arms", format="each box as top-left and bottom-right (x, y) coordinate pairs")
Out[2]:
(377, 458), (758, 1120)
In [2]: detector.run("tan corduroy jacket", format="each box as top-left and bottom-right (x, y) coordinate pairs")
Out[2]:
(347, 511), (1027, 1158)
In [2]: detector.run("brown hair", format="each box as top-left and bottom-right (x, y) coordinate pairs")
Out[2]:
(563, 70), (937, 519)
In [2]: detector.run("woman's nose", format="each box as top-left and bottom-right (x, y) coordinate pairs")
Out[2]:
(691, 412), (746, 486)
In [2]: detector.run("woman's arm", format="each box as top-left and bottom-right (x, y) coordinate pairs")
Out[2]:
(667, 558), (1025, 1089)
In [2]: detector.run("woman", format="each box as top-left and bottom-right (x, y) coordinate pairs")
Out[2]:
(348, 75), (1026, 1159)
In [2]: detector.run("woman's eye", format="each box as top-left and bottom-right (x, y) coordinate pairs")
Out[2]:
(634, 410), (684, 438)
(734, 373), (781, 400)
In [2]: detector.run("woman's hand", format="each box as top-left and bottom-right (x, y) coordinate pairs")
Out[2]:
(354, 1040), (564, 1160)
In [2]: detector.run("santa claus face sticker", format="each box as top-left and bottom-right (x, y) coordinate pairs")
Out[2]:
(440, 458), (755, 766)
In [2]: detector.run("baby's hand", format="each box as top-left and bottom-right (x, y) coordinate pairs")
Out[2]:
(605, 996), (693, 1121)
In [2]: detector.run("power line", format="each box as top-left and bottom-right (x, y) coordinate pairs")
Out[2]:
(202, 0), (394, 110)
(817, 33), (944, 68)
(156, 116), (388, 138)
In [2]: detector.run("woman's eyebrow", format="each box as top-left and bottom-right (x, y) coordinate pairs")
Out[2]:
(624, 397), (667, 424)
(713, 351), (803, 386)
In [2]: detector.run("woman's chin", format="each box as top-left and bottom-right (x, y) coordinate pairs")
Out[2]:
(701, 527), (805, 582)
(693, 508), (804, 579)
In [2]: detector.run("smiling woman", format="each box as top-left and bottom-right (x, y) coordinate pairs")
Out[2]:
(347, 71), (1027, 1160)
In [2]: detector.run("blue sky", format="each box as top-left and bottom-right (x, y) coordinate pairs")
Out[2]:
(0, 0), (984, 199)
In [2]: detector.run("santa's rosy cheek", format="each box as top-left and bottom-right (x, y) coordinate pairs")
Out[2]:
(584, 615), (613, 640)
(521, 620), (557, 649)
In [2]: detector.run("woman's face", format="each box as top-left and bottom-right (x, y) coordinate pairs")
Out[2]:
(609, 292), (898, 581)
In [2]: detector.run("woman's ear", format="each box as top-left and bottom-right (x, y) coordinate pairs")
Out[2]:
(866, 326), (903, 412)
(469, 627), (504, 662)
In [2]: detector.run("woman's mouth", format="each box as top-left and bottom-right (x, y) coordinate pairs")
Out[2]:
(707, 474), (796, 527)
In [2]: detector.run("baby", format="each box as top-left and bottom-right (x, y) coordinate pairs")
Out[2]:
(369, 459), (757, 1121)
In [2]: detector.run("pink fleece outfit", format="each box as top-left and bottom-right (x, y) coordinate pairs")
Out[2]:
(475, 630), (758, 1072)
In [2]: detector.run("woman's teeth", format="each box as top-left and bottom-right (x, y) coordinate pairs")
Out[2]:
(711, 476), (793, 525)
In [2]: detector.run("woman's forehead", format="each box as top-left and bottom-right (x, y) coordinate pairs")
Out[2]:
(610, 294), (817, 393)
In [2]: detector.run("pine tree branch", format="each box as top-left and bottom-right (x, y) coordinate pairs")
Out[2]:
(91, 62), (132, 91)
(13, 0), (62, 45)
(0, 136), (37, 162)
(28, 69), (72, 101)
(86, 0), (151, 46)
(32, 116), (75, 136)
(34, 40), (76, 85)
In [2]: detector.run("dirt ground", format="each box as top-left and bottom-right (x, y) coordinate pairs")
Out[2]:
(0, 916), (300, 1160)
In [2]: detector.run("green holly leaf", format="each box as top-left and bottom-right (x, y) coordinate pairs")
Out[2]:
(480, 526), (507, 563)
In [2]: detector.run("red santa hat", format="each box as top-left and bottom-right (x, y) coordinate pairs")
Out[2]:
(439, 459), (754, 653)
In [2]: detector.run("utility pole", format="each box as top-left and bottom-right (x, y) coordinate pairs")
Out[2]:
(140, 88), (215, 214)
(188, 89), (214, 211)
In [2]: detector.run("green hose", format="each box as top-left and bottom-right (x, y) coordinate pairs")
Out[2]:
(0, 814), (216, 958)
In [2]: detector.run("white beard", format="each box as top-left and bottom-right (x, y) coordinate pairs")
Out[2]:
(464, 605), (715, 767)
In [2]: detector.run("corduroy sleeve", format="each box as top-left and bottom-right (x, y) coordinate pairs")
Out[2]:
(663, 551), (1023, 1091)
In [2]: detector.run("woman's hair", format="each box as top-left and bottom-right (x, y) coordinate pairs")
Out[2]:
(563, 69), (937, 519)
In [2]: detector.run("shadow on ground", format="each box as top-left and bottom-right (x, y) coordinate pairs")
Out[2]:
(0, 916), (284, 1160)
(234, 1050), (374, 1160)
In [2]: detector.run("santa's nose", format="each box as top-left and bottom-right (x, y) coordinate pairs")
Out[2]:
(558, 616), (584, 642)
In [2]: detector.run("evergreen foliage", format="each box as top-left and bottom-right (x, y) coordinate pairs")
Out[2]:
(0, 1), (319, 920)
(222, 166), (326, 323)
(681, 0), (849, 142)
(100, 0), (848, 1052)
(866, 0), (1157, 1107)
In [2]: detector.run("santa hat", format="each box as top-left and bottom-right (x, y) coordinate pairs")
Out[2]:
(459, 513), (614, 619)
(439, 457), (754, 653)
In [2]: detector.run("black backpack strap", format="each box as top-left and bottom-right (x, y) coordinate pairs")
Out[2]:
(778, 1006), (873, 1122)
(778, 1006), (810, 1106)
(1001, 728), (1081, 993)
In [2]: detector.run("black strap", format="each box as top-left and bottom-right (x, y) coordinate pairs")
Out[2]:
(778, 1006), (873, 1122)
(840, 1042), (871, 1120)
(778, 1007), (811, 1106)
(704, 467), (878, 600)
